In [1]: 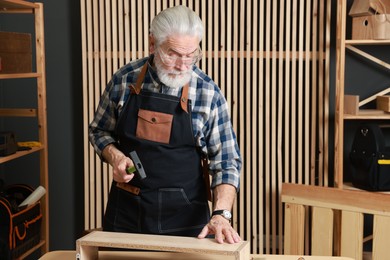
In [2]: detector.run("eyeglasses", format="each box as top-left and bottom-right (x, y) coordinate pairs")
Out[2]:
(156, 47), (202, 66)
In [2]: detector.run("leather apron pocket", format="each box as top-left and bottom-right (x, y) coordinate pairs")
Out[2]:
(158, 188), (209, 234)
(136, 109), (173, 144)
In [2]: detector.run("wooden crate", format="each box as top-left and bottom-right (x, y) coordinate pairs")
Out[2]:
(377, 95), (390, 112)
(0, 31), (32, 73)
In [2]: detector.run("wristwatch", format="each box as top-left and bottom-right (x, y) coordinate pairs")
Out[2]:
(212, 209), (232, 222)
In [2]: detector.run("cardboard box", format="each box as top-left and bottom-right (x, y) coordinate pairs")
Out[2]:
(0, 31), (32, 73)
(377, 95), (390, 112)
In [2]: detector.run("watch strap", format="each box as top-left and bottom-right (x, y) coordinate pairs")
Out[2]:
(212, 209), (232, 221)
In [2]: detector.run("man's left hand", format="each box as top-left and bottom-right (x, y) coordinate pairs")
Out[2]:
(197, 215), (241, 244)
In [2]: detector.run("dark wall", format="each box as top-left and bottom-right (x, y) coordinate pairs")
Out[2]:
(41, 0), (84, 250)
(1, 0), (84, 251)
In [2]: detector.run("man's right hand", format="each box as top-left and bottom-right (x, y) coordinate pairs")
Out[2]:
(102, 144), (135, 183)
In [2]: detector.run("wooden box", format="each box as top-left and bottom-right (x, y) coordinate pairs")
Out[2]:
(349, 0), (390, 17)
(350, 0), (390, 40)
(344, 95), (359, 115)
(352, 14), (390, 40)
(0, 31), (32, 73)
(377, 95), (390, 112)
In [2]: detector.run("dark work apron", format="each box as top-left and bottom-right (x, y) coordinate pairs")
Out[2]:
(103, 61), (210, 237)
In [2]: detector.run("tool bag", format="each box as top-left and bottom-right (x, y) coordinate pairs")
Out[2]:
(0, 184), (42, 259)
(350, 123), (390, 191)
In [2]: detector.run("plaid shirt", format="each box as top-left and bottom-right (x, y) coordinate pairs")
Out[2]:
(89, 56), (241, 189)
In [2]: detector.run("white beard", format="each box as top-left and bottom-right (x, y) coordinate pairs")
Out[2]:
(154, 58), (192, 89)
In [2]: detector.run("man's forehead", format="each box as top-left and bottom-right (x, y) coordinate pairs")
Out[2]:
(161, 35), (199, 53)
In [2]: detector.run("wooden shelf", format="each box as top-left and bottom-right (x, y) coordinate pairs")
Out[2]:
(334, 0), (390, 188)
(0, 0), (49, 258)
(346, 39), (390, 45)
(344, 109), (390, 120)
(0, 0), (38, 12)
(0, 146), (44, 164)
(18, 240), (46, 260)
(0, 72), (41, 79)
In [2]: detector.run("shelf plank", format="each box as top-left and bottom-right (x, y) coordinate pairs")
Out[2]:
(0, 72), (41, 79)
(346, 39), (390, 45)
(0, 0), (37, 13)
(0, 108), (37, 117)
(344, 109), (390, 120)
(0, 146), (43, 164)
(18, 240), (46, 260)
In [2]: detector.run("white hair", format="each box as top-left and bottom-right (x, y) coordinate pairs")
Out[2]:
(150, 5), (203, 46)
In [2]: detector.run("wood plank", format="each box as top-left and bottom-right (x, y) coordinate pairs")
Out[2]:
(311, 207), (333, 256)
(317, 0), (325, 187)
(346, 45), (390, 71)
(297, 0), (304, 185)
(284, 0), (291, 186)
(99, 0), (108, 221)
(0, 0), (38, 10)
(0, 108), (36, 117)
(372, 215), (390, 260)
(124, 0), (130, 63)
(290, 0), (297, 184)
(340, 211), (363, 260)
(334, 0), (347, 188)
(277, 0), (285, 253)
(92, 0), (101, 229)
(41, 250), (356, 260)
(76, 231), (250, 260)
(80, 0), (89, 231)
(252, 0), (260, 253)
(118, 0), (124, 66)
(264, 0), (271, 253)
(310, 0), (319, 186)
(304, 0), (311, 185)
(358, 87), (390, 107)
(0, 72), (40, 79)
(281, 183), (390, 216)
(323, 0), (332, 186)
(271, 0), (278, 253)
(283, 203), (305, 255)
(0, 146), (43, 164)
(85, 0), (94, 230)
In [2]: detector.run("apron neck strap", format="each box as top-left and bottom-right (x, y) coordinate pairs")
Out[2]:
(130, 61), (149, 95)
(180, 84), (189, 113)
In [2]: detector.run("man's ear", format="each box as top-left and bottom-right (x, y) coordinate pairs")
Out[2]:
(149, 34), (155, 53)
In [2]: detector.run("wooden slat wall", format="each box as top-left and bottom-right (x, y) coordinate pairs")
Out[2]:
(80, 0), (332, 254)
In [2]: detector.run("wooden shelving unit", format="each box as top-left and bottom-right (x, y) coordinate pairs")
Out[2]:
(334, 0), (390, 189)
(0, 0), (49, 258)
